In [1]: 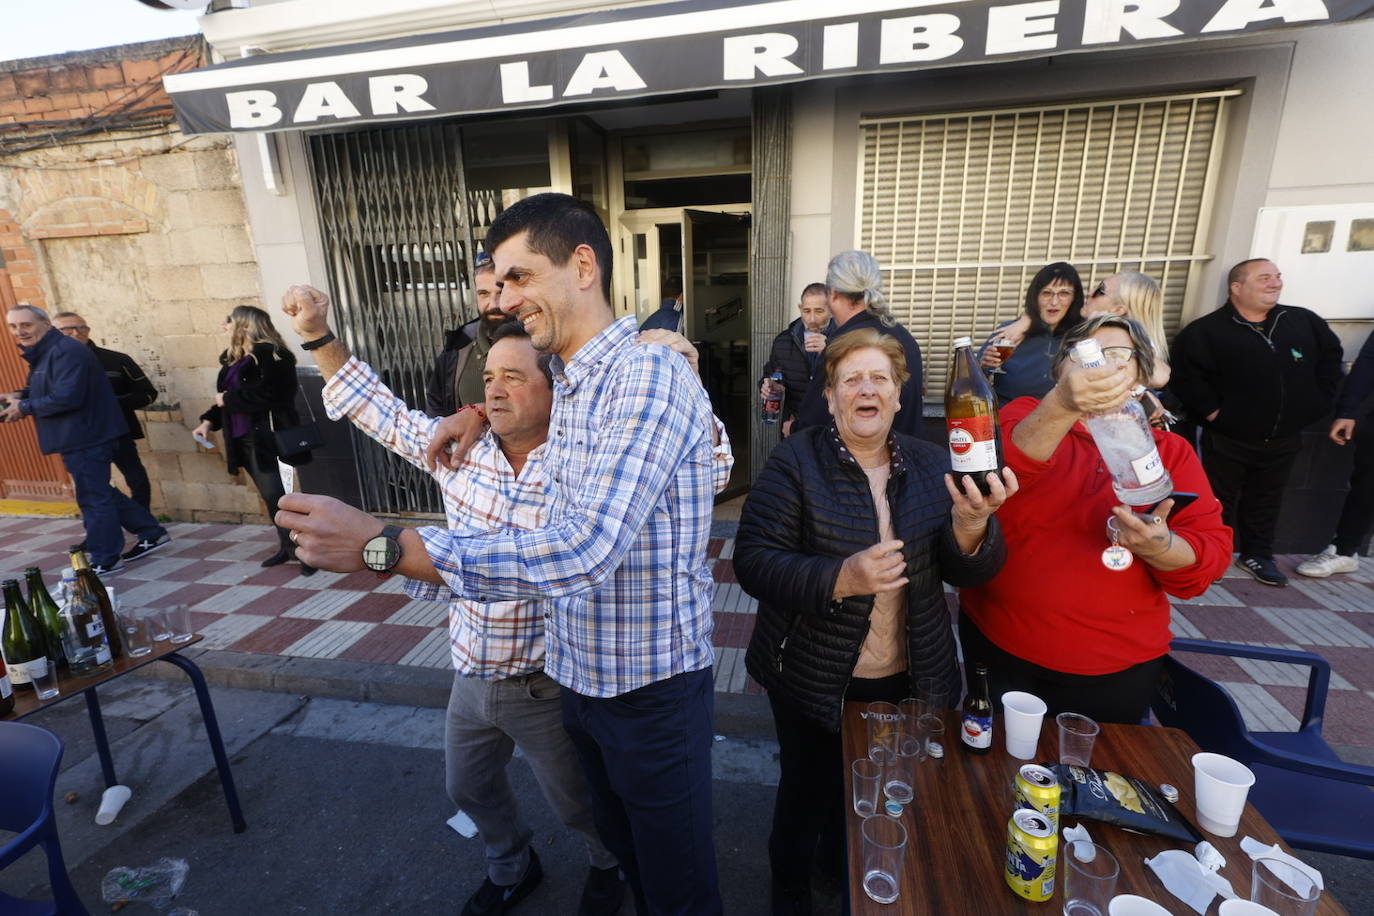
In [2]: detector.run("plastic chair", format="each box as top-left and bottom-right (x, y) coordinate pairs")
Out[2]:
(1151, 637), (1374, 859)
(0, 721), (91, 916)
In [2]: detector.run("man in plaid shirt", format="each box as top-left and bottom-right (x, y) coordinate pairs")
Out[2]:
(280, 194), (732, 915)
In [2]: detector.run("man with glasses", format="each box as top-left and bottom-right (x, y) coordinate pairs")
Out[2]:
(52, 312), (158, 513)
(1171, 258), (1343, 587)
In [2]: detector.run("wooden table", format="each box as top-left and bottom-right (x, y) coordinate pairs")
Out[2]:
(4, 635), (246, 833)
(842, 703), (1343, 914)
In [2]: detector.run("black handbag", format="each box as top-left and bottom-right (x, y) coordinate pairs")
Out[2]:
(271, 397), (322, 458)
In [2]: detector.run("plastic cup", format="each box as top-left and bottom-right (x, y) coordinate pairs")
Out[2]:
(1057, 712), (1100, 767)
(866, 701), (901, 756)
(1108, 896), (1173, 916)
(1002, 691), (1047, 759)
(860, 814), (907, 904)
(1251, 856), (1320, 915)
(30, 655), (60, 700)
(852, 757), (882, 817)
(1062, 842), (1119, 916)
(1191, 752), (1256, 837)
(1220, 901), (1281, 916)
(164, 604), (194, 644)
(95, 785), (133, 826)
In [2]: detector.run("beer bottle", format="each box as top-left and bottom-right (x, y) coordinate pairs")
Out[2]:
(761, 371), (785, 424)
(58, 569), (114, 677)
(2, 579), (49, 690)
(25, 566), (66, 668)
(69, 545), (124, 659)
(960, 663), (994, 755)
(1072, 339), (1173, 506)
(0, 652), (14, 715)
(945, 336), (1003, 495)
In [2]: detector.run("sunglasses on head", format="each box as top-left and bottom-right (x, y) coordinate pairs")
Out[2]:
(1090, 282), (1106, 298)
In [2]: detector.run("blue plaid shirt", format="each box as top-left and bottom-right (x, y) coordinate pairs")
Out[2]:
(421, 316), (731, 697)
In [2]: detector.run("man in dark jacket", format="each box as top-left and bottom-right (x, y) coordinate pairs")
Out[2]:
(424, 258), (504, 416)
(1170, 258), (1343, 587)
(53, 311), (157, 509)
(758, 282), (832, 435)
(1, 305), (168, 574)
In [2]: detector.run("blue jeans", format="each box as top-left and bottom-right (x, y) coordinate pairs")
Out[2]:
(560, 667), (721, 916)
(61, 440), (165, 566)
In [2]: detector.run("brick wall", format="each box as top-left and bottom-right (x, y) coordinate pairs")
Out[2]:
(0, 39), (278, 525)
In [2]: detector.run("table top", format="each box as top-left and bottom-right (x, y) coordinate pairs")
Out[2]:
(3, 635), (202, 721)
(842, 702), (1346, 915)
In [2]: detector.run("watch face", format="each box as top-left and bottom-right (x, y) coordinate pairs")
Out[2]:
(363, 535), (400, 572)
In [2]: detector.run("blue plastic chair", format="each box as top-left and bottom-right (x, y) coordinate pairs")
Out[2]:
(0, 721), (91, 916)
(1152, 637), (1374, 859)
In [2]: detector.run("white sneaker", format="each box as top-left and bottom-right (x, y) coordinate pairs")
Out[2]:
(1296, 546), (1359, 578)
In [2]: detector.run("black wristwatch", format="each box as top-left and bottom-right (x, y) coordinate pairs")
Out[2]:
(362, 524), (403, 579)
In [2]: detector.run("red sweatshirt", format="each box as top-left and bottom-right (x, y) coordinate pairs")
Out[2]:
(960, 397), (1232, 675)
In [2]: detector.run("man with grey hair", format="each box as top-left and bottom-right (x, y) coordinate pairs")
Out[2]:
(52, 311), (158, 510)
(791, 250), (926, 436)
(1, 304), (168, 573)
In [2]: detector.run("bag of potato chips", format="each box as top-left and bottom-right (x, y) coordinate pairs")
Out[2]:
(1051, 764), (1202, 843)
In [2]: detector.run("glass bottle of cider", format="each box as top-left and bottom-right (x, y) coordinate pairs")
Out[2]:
(945, 337), (1003, 495)
(69, 545), (124, 659)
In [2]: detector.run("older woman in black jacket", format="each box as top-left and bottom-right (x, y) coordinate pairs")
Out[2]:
(194, 305), (315, 574)
(737, 328), (1016, 915)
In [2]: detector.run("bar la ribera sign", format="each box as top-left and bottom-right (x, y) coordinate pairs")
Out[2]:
(165, 0), (1374, 134)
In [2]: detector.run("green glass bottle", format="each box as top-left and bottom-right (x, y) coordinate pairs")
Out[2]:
(2, 578), (49, 690)
(25, 566), (66, 668)
(0, 653), (14, 715)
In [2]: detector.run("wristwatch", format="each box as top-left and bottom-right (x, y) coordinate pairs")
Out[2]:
(362, 524), (403, 579)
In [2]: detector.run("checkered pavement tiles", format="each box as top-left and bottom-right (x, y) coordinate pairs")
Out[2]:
(6, 517), (1374, 749)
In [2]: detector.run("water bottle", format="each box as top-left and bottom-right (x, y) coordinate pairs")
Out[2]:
(1073, 339), (1173, 506)
(762, 371), (785, 424)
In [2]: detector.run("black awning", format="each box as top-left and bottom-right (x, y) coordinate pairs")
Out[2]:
(165, 0), (1374, 134)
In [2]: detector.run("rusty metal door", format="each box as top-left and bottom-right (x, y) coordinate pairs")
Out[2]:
(0, 257), (73, 501)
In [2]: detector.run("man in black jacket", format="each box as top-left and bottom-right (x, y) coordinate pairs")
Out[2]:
(759, 282), (831, 435)
(1170, 258), (1343, 587)
(53, 312), (157, 510)
(424, 257), (503, 416)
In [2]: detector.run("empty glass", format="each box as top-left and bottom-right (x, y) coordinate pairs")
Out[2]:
(1057, 712), (1101, 767)
(164, 604), (194, 644)
(861, 814), (907, 904)
(117, 608), (155, 658)
(1251, 856), (1320, 915)
(1062, 843), (1119, 916)
(852, 758), (882, 817)
(866, 701), (901, 756)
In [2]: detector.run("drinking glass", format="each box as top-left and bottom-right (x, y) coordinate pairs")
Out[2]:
(1057, 712), (1100, 767)
(917, 713), (945, 762)
(989, 337), (1017, 374)
(1062, 843), (1119, 916)
(883, 734), (920, 806)
(915, 677), (947, 718)
(1251, 856), (1320, 915)
(164, 604), (195, 644)
(866, 701), (901, 756)
(852, 758), (882, 817)
(118, 609), (154, 658)
(861, 814), (907, 904)
(31, 655), (60, 700)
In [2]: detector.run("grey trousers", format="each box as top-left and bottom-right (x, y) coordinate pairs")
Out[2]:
(445, 669), (617, 885)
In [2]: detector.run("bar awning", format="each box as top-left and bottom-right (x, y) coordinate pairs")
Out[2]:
(165, 0), (1374, 135)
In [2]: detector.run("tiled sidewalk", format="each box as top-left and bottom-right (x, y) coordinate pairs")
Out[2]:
(5, 515), (1372, 750)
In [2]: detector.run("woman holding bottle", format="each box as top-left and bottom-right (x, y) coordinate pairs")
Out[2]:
(979, 261), (1086, 403)
(193, 306), (315, 574)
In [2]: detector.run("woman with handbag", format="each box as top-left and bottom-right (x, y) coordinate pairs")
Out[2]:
(193, 305), (316, 574)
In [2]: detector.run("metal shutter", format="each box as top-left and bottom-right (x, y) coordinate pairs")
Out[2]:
(856, 89), (1237, 403)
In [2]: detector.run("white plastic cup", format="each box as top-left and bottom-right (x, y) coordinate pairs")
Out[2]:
(1191, 752), (1256, 837)
(95, 785), (132, 826)
(1108, 896), (1173, 916)
(1219, 901), (1281, 916)
(1001, 691), (1047, 760)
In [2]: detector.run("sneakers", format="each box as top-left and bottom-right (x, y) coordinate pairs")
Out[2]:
(122, 532), (171, 563)
(578, 864), (626, 916)
(461, 849), (543, 916)
(1236, 555), (1288, 587)
(91, 558), (124, 576)
(1297, 545), (1359, 578)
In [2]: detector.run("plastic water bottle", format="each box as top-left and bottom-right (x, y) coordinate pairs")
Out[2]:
(1073, 338), (1173, 506)
(762, 371), (785, 424)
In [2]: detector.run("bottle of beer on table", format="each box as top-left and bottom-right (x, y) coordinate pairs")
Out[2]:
(2, 578), (50, 690)
(25, 566), (66, 668)
(945, 336), (1003, 495)
(58, 569), (114, 677)
(960, 663), (994, 755)
(69, 545), (124, 659)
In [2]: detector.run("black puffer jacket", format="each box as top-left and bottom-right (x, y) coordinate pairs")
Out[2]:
(200, 342), (311, 475)
(737, 424), (1006, 732)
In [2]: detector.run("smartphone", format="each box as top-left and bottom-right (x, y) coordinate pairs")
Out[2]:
(1145, 491), (1198, 519)
(193, 432), (215, 450)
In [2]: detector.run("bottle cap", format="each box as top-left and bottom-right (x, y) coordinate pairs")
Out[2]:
(1159, 783), (1179, 803)
(928, 740), (944, 758)
(1074, 338), (1105, 364)
(884, 799), (904, 816)
(953, 336), (972, 348)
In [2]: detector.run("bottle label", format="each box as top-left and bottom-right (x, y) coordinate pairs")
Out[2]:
(8, 657), (46, 685)
(87, 619), (105, 639)
(947, 416), (998, 473)
(961, 711), (993, 748)
(94, 646), (112, 665)
(1131, 447), (1165, 485)
(1, 674), (11, 698)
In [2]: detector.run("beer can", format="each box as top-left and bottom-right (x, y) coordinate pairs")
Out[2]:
(1005, 808), (1057, 902)
(1014, 763), (1061, 830)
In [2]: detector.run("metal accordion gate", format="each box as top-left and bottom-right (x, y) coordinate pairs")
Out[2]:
(306, 122), (481, 516)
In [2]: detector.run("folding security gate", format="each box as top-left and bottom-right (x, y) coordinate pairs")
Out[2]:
(308, 123), (481, 515)
(857, 89), (1237, 401)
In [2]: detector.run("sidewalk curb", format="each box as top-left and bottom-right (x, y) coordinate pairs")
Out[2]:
(129, 647), (779, 740)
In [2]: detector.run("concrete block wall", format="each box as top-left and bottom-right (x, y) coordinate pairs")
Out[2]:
(0, 38), (275, 524)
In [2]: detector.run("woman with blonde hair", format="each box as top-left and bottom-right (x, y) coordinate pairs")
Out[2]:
(1084, 270), (1171, 387)
(194, 305), (316, 574)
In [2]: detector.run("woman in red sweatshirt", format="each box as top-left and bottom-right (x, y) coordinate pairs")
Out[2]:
(959, 314), (1232, 723)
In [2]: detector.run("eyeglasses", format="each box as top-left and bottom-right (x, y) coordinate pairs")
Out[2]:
(1038, 288), (1075, 301)
(1101, 346), (1136, 363)
(1089, 282), (1107, 298)
(56, 325), (88, 333)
